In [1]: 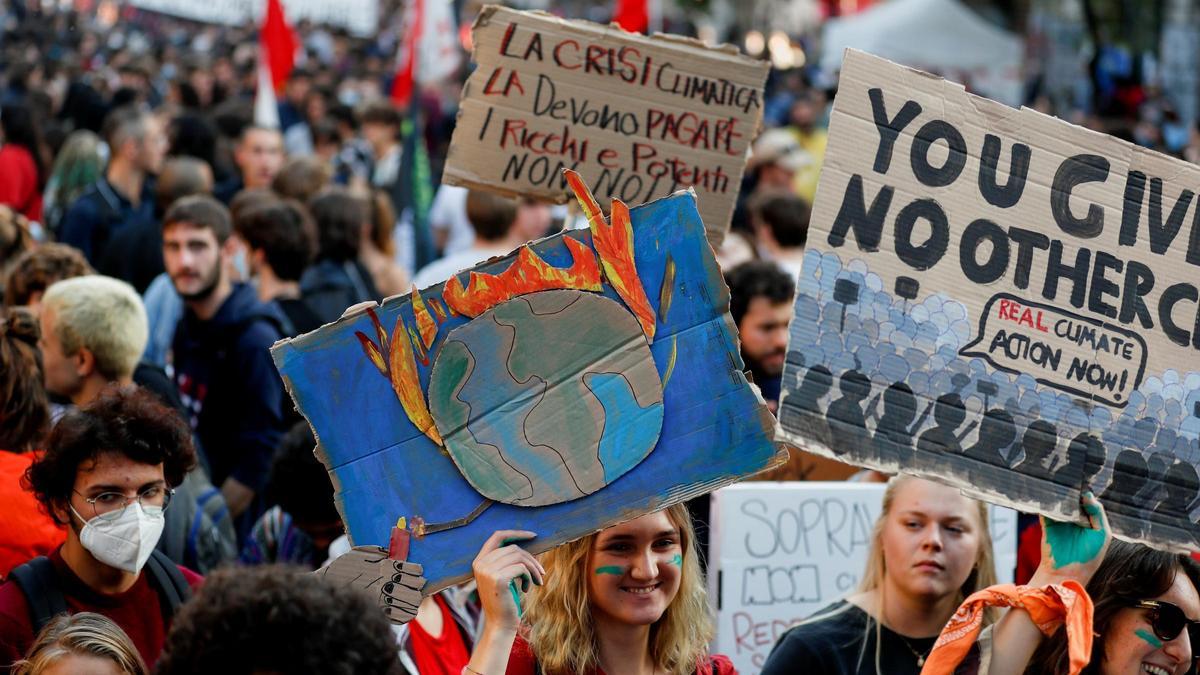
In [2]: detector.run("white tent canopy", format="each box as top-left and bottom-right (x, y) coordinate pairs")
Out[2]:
(821, 0), (1023, 105)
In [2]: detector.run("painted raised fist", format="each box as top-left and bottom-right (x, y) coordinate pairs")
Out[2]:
(319, 545), (426, 624)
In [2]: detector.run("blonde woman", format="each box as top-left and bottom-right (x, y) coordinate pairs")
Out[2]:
(761, 476), (998, 675)
(466, 504), (734, 675)
(13, 612), (148, 675)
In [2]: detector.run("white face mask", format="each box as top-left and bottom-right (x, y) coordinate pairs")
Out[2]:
(71, 502), (166, 574)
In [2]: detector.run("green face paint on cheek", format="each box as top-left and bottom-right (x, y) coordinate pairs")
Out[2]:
(1135, 628), (1164, 649)
(595, 566), (624, 576)
(668, 554), (682, 567)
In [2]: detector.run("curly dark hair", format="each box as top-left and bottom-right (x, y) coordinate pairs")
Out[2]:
(0, 307), (47, 451)
(235, 200), (317, 282)
(28, 385), (196, 525)
(156, 565), (401, 675)
(308, 187), (366, 263)
(2, 243), (94, 307)
(724, 260), (796, 327)
(1026, 540), (1200, 675)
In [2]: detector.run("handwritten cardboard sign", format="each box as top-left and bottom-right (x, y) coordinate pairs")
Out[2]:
(708, 483), (1016, 674)
(442, 5), (769, 245)
(779, 50), (1200, 551)
(273, 186), (784, 592)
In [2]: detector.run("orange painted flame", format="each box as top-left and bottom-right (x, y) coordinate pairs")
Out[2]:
(356, 307), (442, 446)
(389, 313), (442, 445)
(411, 285), (437, 349)
(442, 236), (602, 317)
(429, 297), (448, 323)
(564, 169), (656, 340)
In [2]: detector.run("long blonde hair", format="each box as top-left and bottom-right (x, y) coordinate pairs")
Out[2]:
(523, 503), (713, 675)
(13, 612), (148, 675)
(860, 475), (998, 671)
(795, 475), (998, 673)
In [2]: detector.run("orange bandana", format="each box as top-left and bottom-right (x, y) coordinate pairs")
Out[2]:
(920, 580), (1093, 675)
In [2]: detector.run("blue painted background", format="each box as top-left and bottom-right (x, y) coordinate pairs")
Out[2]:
(273, 191), (782, 589)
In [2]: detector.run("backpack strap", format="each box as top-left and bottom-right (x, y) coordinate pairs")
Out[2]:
(185, 486), (226, 568)
(143, 549), (192, 618)
(8, 557), (69, 633)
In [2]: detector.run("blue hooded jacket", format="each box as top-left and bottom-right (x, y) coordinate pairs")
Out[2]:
(172, 283), (287, 507)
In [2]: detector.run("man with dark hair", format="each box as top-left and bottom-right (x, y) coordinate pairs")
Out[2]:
(234, 199), (322, 336)
(213, 125), (285, 204)
(750, 192), (810, 277)
(162, 195), (287, 539)
(411, 190), (524, 287)
(299, 188), (379, 324)
(0, 386), (203, 669)
(59, 105), (167, 263)
(155, 565), (400, 675)
(725, 260), (796, 411)
(361, 100), (403, 187)
(100, 156), (215, 293)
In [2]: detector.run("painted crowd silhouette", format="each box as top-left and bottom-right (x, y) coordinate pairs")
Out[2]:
(781, 250), (1200, 548)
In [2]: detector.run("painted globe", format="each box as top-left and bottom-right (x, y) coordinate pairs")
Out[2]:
(427, 289), (664, 506)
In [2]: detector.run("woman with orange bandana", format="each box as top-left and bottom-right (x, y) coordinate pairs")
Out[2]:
(927, 493), (1199, 675)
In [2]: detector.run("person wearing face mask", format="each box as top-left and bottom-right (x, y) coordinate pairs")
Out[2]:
(0, 386), (202, 670)
(760, 476), (998, 675)
(465, 504), (735, 675)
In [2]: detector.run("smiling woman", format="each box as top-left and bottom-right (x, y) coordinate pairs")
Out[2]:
(1024, 540), (1200, 675)
(464, 504), (733, 675)
(760, 476), (998, 675)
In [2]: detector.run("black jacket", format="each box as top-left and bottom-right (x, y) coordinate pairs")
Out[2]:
(172, 283), (287, 495)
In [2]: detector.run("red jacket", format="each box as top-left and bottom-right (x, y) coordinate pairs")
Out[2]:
(505, 635), (737, 675)
(0, 451), (64, 579)
(0, 145), (42, 223)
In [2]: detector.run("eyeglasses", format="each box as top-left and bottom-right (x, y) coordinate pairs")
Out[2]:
(1136, 600), (1200, 647)
(74, 486), (174, 522)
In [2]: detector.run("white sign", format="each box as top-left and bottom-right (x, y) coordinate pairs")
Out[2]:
(127, 0), (379, 37)
(708, 482), (1017, 675)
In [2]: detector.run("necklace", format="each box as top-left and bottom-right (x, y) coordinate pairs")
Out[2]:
(897, 635), (932, 667)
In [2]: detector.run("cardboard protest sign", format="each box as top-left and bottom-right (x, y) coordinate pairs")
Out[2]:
(779, 49), (1200, 551)
(273, 178), (784, 592)
(129, 0), (378, 36)
(442, 5), (769, 245)
(708, 483), (1017, 674)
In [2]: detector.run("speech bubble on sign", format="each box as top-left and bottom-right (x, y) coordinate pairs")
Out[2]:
(960, 293), (1147, 408)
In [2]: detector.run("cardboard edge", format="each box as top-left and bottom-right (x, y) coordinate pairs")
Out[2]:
(474, 4), (768, 69)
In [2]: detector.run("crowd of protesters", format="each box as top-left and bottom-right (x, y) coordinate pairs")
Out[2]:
(0, 1), (1198, 674)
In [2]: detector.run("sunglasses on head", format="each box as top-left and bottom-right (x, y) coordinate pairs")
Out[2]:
(1136, 600), (1200, 647)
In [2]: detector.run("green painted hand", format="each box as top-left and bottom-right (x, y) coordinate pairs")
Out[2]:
(1038, 491), (1111, 583)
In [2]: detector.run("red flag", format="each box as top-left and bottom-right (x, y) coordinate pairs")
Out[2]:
(614, 0), (648, 33)
(261, 0), (297, 92)
(392, 0), (460, 106)
(390, 0), (423, 106)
